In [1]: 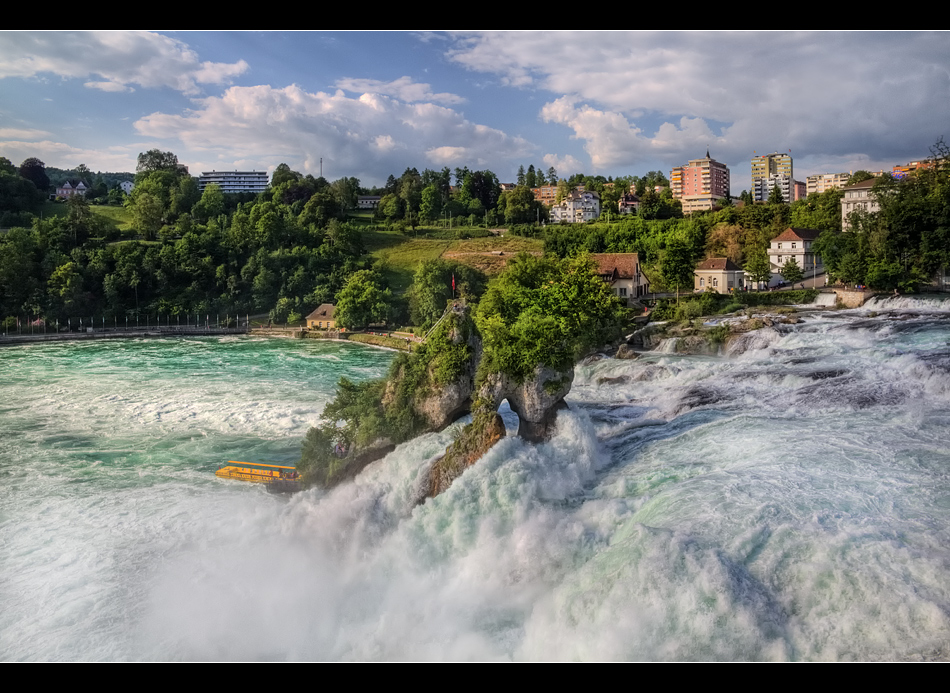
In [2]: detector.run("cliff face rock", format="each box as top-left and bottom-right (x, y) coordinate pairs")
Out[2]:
(414, 315), (575, 499)
(478, 364), (574, 443)
(410, 309), (572, 445)
(426, 411), (506, 498)
(413, 319), (481, 431)
(416, 377), (474, 430)
(421, 365), (573, 499)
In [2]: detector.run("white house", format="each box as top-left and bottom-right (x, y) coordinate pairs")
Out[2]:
(769, 227), (823, 280)
(550, 190), (601, 223)
(840, 178), (879, 231)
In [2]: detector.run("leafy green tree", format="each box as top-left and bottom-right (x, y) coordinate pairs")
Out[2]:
(500, 185), (543, 225)
(475, 253), (625, 380)
(335, 270), (392, 330)
(408, 259), (486, 329)
(136, 149), (187, 178)
(330, 176), (360, 211)
(768, 185), (784, 205)
(377, 193), (403, 221)
(847, 170), (875, 186)
(661, 238), (695, 300)
(525, 165), (537, 188)
(864, 259), (905, 291)
(744, 249), (772, 288)
(790, 189), (844, 233)
(0, 170), (43, 214)
(639, 189), (666, 220)
(47, 261), (85, 317)
(192, 183), (225, 223)
(837, 253), (866, 286)
(271, 163), (300, 188)
(420, 184), (442, 223)
(19, 157), (49, 192)
(128, 189), (165, 240)
(780, 257), (804, 284)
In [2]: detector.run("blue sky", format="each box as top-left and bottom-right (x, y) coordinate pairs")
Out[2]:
(1, 31), (948, 192)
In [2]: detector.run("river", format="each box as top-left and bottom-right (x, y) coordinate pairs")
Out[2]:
(2, 297), (950, 660)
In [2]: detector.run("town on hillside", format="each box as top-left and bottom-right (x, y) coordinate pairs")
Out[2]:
(2, 143), (949, 341)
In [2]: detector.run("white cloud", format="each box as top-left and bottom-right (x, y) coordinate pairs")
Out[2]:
(0, 139), (138, 171)
(425, 146), (469, 165)
(84, 81), (134, 93)
(445, 32), (950, 174)
(542, 153), (582, 178)
(0, 31), (248, 95)
(0, 127), (53, 139)
(336, 76), (465, 105)
(133, 84), (533, 184)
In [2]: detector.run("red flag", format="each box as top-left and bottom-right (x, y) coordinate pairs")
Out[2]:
(452, 274), (456, 291)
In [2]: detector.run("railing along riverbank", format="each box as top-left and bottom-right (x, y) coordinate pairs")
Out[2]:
(0, 325), (250, 346)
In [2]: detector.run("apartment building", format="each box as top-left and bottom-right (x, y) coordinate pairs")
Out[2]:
(198, 170), (269, 194)
(670, 150), (730, 213)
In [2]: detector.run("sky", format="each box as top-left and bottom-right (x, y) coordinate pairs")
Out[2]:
(1, 31), (948, 193)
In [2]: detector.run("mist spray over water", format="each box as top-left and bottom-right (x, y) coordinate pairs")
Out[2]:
(3, 301), (950, 660)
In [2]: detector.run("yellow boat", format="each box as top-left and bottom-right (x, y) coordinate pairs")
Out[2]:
(215, 461), (301, 493)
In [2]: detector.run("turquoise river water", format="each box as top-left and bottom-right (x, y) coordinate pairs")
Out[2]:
(2, 296), (950, 661)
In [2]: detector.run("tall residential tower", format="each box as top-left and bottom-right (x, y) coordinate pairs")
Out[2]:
(670, 150), (730, 213)
(751, 152), (793, 203)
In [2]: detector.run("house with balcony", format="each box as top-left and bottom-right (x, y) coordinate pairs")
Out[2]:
(769, 227), (823, 280)
(550, 190), (601, 223)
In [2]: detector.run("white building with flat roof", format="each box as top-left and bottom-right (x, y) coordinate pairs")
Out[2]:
(198, 170), (269, 194)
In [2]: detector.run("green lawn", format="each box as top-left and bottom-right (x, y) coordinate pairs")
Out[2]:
(91, 204), (133, 232)
(361, 225), (545, 293)
(38, 200), (65, 219)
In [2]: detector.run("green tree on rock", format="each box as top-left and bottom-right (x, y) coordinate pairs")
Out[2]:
(475, 253), (625, 380)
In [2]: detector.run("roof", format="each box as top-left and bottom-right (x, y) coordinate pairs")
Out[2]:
(843, 178), (876, 190)
(696, 257), (742, 271)
(591, 253), (641, 280)
(771, 227), (822, 243)
(305, 303), (336, 320)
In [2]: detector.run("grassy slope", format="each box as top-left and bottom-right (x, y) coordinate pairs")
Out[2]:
(90, 204), (133, 232)
(364, 225), (543, 293)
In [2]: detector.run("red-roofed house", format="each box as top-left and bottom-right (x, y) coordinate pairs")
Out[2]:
(591, 253), (649, 304)
(694, 257), (746, 294)
(769, 227), (823, 280)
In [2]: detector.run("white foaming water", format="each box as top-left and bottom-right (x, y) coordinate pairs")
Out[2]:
(3, 308), (950, 661)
